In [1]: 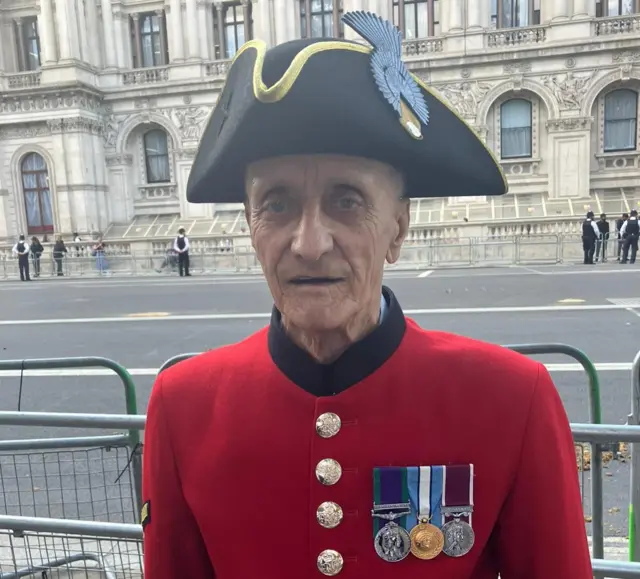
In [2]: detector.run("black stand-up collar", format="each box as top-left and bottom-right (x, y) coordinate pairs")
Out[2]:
(268, 286), (406, 396)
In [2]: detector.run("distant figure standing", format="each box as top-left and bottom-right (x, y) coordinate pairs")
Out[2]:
(596, 213), (609, 262)
(620, 209), (639, 264)
(30, 236), (44, 277)
(582, 211), (600, 265)
(174, 228), (191, 277)
(616, 213), (629, 261)
(12, 235), (31, 281)
(92, 237), (108, 275)
(53, 236), (67, 276)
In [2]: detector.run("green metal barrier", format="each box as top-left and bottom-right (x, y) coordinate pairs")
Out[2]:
(505, 344), (604, 561)
(0, 357), (142, 520)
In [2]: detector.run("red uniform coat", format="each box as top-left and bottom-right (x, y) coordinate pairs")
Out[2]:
(142, 288), (591, 579)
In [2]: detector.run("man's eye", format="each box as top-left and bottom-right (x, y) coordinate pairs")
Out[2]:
(265, 199), (287, 213)
(334, 196), (362, 211)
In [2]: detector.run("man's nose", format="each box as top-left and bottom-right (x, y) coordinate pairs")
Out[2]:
(290, 206), (333, 261)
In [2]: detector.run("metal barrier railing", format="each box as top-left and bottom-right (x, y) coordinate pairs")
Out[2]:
(0, 416), (636, 577)
(0, 358), (142, 524)
(630, 350), (640, 562)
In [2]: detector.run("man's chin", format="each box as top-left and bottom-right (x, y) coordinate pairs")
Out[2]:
(282, 304), (352, 333)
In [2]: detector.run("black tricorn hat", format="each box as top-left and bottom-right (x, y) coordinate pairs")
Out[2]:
(187, 11), (507, 204)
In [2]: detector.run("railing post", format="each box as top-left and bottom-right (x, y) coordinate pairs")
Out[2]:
(630, 350), (640, 562)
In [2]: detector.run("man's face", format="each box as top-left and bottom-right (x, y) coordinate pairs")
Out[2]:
(245, 155), (410, 333)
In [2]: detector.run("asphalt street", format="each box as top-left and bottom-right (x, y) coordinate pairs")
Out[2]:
(0, 263), (638, 536)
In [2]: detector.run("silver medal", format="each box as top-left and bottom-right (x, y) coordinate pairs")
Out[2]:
(374, 522), (411, 562)
(442, 518), (475, 557)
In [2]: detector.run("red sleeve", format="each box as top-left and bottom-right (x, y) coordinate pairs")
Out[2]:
(496, 364), (592, 578)
(142, 373), (215, 578)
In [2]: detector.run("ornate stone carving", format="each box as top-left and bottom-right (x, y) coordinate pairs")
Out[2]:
(175, 148), (198, 160)
(103, 114), (120, 149)
(0, 90), (102, 115)
(46, 117), (104, 135)
(434, 81), (492, 117)
(612, 50), (640, 63)
(503, 61), (531, 74)
(461, 68), (471, 79)
(166, 106), (212, 140)
(0, 124), (51, 139)
(542, 71), (595, 110)
(565, 57), (577, 69)
(546, 117), (593, 132)
(106, 154), (134, 166)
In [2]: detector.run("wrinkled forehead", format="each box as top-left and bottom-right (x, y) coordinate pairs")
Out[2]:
(245, 155), (404, 195)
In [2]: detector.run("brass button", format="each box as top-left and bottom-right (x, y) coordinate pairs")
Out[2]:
(315, 458), (342, 486)
(317, 501), (344, 529)
(316, 412), (341, 438)
(317, 549), (344, 576)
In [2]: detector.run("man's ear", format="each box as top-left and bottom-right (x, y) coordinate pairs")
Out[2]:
(386, 199), (410, 264)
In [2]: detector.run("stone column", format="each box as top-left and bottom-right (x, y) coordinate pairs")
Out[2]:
(542, 0), (568, 22)
(76, 0), (91, 63)
(101, 0), (117, 67)
(447, 0), (463, 31)
(113, 10), (127, 67)
(170, 0), (184, 61)
(132, 13), (142, 67)
(214, 2), (225, 58)
(572, 0), (594, 18)
(467, 0), (489, 29)
(186, 0), (200, 59)
(55, 0), (72, 60)
(156, 10), (168, 64)
(38, 0), (57, 63)
(242, 0), (252, 41)
(197, 0), (210, 59)
(14, 19), (26, 70)
(85, 0), (101, 66)
(67, 0), (82, 58)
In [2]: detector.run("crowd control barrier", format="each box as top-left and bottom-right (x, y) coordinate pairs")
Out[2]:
(0, 413), (636, 577)
(0, 358), (143, 525)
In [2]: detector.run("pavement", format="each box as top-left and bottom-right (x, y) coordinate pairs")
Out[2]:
(0, 262), (639, 543)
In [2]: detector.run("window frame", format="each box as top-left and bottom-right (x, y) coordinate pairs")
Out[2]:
(498, 98), (534, 160)
(392, 0), (440, 39)
(132, 11), (168, 68)
(602, 88), (638, 153)
(143, 129), (171, 184)
(21, 16), (41, 71)
(299, 0), (344, 39)
(491, 0), (540, 29)
(596, 0), (636, 17)
(21, 152), (53, 235)
(213, 1), (253, 59)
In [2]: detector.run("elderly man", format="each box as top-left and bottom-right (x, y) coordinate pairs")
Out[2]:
(142, 11), (591, 579)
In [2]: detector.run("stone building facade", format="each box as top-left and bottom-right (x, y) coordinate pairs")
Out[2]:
(1, 0), (640, 242)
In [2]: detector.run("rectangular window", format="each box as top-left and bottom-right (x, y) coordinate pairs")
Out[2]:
(492, 0), (540, 28)
(213, 2), (253, 59)
(16, 16), (41, 71)
(299, 0), (344, 38)
(392, 0), (439, 38)
(131, 12), (168, 68)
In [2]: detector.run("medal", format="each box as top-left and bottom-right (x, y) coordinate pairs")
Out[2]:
(372, 468), (413, 562)
(407, 466), (444, 559)
(409, 520), (444, 559)
(441, 464), (475, 558)
(374, 521), (412, 562)
(442, 517), (475, 557)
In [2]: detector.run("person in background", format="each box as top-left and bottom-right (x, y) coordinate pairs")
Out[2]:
(12, 235), (31, 281)
(595, 213), (609, 263)
(616, 213), (629, 261)
(620, 209), (639, 264)
(30, 236), (44, 277)
(92, 237), (108, 275)
(582, 211), (600, 265)
(53, 235), (67, 276)
(73, 232), (82, 258)
(173, 228), (191, 277)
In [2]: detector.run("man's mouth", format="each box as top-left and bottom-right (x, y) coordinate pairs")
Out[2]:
(289, 276), (344, 286)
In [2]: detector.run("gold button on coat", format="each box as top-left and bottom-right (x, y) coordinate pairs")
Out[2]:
(316, 412), (341, 438)
(317, 549), (344, 576)
(315, 458), (342, 486)
(317, 501), (344, 529)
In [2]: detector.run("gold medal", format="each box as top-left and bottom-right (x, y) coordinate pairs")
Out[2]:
(409, 520), (444, 560)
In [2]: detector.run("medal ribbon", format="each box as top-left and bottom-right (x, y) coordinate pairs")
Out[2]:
(407, 466), (444, 530)
(372, 467), (410, 537)
(442, 464), (474, 525)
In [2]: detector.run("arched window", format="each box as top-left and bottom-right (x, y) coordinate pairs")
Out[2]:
(21, 152), (53, 234)
(604, 89), (638, 152)
(500, 99), (532, 159)
(143, 129), (170, 183)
